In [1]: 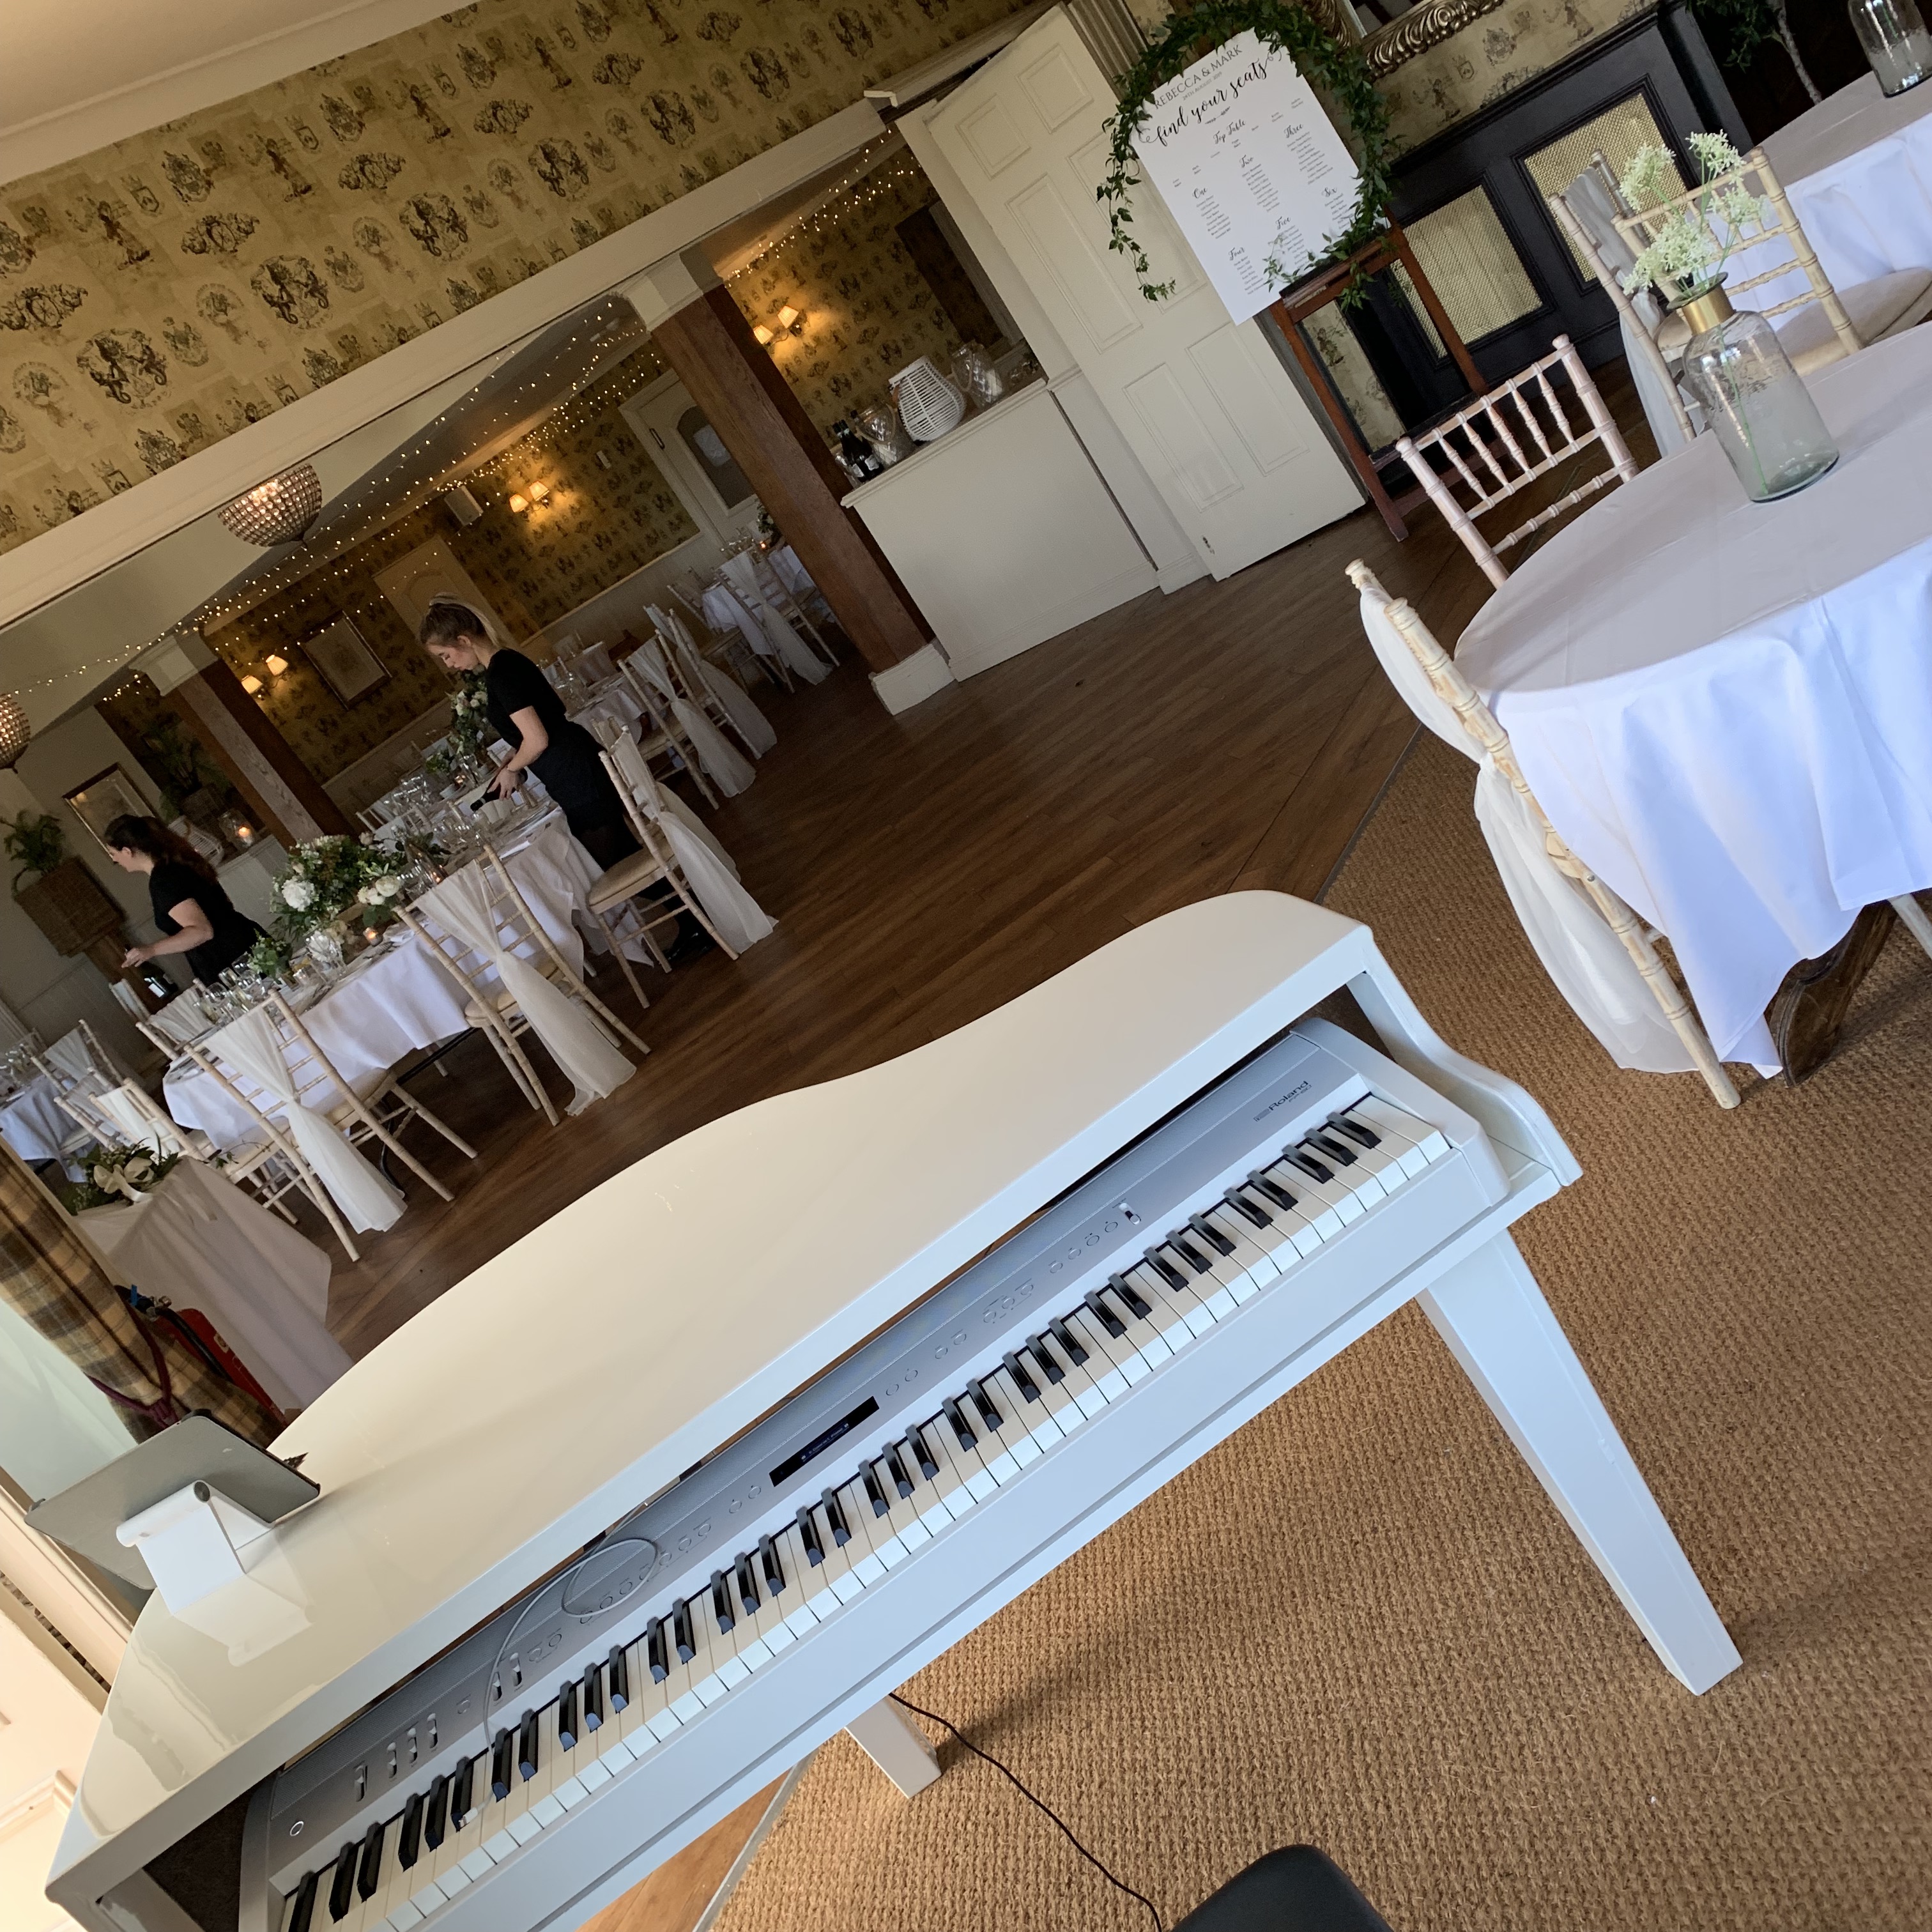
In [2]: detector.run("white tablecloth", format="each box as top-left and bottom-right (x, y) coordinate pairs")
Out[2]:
(1732, 75), (1932, 316)
(165, 817), (620, 1149)
(0, 1077), (73, 1167)
(1457, 325), (1932, 1068)
(81, 1159), (349, 1411)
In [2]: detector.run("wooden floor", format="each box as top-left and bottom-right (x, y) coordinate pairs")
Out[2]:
(301, 370), (1654, 1931)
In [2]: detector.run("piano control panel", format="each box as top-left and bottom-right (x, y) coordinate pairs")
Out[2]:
(245, 1023), (1502, 1931)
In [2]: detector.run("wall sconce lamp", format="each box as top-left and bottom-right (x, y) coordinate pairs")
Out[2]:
(263, 654), (289, 677)
(509, 492), (530, 514)
(240, 674), (264, 695)
(528, 480), (551, 503)
(752, 324), (774, 347)
(777, 305), (804, 335)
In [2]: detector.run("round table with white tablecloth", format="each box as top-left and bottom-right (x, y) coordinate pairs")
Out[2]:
(0, 1076), (76, 1169)
(1758, 73), (1932, 302)
(80, 1158), (349, 1411)
(164, 815), (627, 1148)
(1455, 324), (1932, 1070)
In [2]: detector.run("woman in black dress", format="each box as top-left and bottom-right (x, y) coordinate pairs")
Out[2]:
(417, 601), (640, 868)
(105, 816), (266, 985)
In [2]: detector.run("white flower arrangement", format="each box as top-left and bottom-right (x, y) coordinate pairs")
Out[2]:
(356, 874), (403, 907)
(280, 875), (317, 910)
(1618, 134), (1774, 305)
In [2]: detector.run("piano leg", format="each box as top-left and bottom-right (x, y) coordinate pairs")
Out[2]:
(845, 1698), (943, 1798)
(1419, 1232), (1743, 1696)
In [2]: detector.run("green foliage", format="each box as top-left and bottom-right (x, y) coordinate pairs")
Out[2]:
(1690, 0), (1781, 69)
(1098, 0), (1393, 305)
(139, 714), (233, 819)
(3, 811), (66, 892)
(61, 1141), (182, 1211)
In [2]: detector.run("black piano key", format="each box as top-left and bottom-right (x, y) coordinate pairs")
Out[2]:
(286, 1869), (319, 1932)
(1330, 1109), (1381, 1147)
(1108, 1272), (1154, 1319)
(1025, 1335), (1066, 1384)
(518, 1708), (540, 1782)
(736, 1550), (761, 1613)
(1169, 1234), (1213, 1274)
(1002, 1351), (1041, 1402)
(942, 1397), (977, 1449)
(1248, 1169), (1298, 1212)
(762, 1532), (786, 1595)
(797, 1505), (825, 1566)
(647, 1618), (670, 1682)
(424, 1773), (449, 1850)
(1144, 1249), (1188, 1292)
(449, 1756), (472, 1824)
(1306, 1130), (1357, 1167)
(398, 1791), (424, 1871)
(884, 1447), (914, 1497)
(861, 1466), (889, 1517)
(710, 1569), (735, 1631)
(608, 1643), (631, 1710)
(583, 1660), (604, 1730)
(356, 1821), (383, 1901)
(673, 1597), (696, 1662)
(489, 1729), (514, 1803)
(557, 1679), (579, 1751)
(1188, 1212), (1235, 1256)
(1082, 1290), (1127, 1339)
(326, 1844), (358, 1924)
(967, 1379), (1003, 1429)
(1047, 1315), (1088, 1365)
(1222, 1186), (1271, 1229)
(1282, 1148), (1332, 1184)
(906, 1427), (940, 1480)
(821, 1489), (851, 1545)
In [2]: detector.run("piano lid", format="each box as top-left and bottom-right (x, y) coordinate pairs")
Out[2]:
(57, 892), (1374, 1887)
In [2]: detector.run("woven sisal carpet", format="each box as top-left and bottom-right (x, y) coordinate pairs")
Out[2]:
(712, 734), (1932, 1932)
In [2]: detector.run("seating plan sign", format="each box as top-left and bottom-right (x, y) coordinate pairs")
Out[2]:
(1131, 31), (1363, 323)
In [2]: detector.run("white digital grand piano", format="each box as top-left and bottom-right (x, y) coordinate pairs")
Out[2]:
(47, 893), (1740, 1932)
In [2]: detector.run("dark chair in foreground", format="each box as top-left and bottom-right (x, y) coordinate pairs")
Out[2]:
(1176, 1846), (1396, 1932)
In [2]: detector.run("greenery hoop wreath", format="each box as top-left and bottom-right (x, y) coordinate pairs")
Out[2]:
(1099, 0), (1394, 303)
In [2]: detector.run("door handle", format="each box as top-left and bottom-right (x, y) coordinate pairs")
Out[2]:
(647, 427), (666, 450)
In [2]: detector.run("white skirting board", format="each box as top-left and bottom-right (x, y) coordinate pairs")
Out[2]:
(870, 642), (957, 716)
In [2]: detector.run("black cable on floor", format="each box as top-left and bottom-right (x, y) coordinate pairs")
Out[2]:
(887, 1692), (1163, 1932)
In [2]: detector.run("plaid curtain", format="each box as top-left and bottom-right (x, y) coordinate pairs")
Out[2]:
(0, 1144), (277, 1452)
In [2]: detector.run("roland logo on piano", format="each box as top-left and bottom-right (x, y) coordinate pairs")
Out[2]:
(1251, 1078), (1313, 1123)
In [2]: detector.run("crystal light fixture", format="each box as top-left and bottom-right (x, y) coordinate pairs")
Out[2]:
(219, 464), (323, 546)
(0, 690), (28, 769)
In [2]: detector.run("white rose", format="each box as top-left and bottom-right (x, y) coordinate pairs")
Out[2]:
(372, 875), (401, 903)
(355, 884), (376, 905)
(92, 1163), (113, 1190)
(281, 877), (316, 910)
(125, 1156), (152, 1183)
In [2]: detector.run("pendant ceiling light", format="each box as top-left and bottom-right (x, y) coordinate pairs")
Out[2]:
(219, 464), (323, 546)
(0, 691), (29, 769)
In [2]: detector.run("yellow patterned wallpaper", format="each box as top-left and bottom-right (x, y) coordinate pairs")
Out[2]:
(1383, 0), (1655, 155)
(192, 342), (694, 781)
(0, 0), (1034, 556)
(728, 153), (976, 440)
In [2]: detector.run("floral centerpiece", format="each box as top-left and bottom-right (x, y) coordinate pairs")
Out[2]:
(1616, 134), (1766, 307)
(63, 1141), (180, 1211)
(425, 668), (492, 779)
(268, 828), (444, 960)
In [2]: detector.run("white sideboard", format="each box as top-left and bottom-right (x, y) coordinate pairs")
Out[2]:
(841, 378), (1159, 680)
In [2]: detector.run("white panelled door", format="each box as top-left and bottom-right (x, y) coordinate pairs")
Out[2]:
(923, 8), (1360, 579)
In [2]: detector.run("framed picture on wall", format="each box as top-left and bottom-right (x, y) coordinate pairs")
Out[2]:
(65, 765), (151, 852)
(303, 616), (388, 706)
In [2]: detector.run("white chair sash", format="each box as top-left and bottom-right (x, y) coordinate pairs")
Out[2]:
(608, 736), (771, 948)
(679, 640), (776, 756)
(718, 555), (830, 683)
(91, 1084), (189, 1158)
(418, 867), (634, 1114)
(635, 636), (755, 796)
(213, 1006), (405, 1231)
(1359, 588), (1693, 1075)
(45, 1029), (99, 1083)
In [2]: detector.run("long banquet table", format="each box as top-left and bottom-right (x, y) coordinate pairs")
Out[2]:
(1456, 324), (1932, 1070)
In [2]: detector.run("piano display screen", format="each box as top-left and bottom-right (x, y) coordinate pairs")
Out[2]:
(768, 1397), (880, 1486)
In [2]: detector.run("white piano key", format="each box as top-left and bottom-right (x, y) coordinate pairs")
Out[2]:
(902, 1427), (960, 1534)
(1018, 1335), (1087, 1438)
(1203, 1203), (1291, 1280)
(1043, 1321), (1113, 1414)
(994, 1359), (1064, 1453)
(661, 1604), (709, 1723)
(1061, 1307), (1130, 1400)
(813, 1500), (868, 1602)
(874, 1455), (936, 1552)
(578, 1755), (613, 1793)
(834, 1480), (891, 1584)
(1347, 1093), (1449, 1168)
(1124, 1261), (1207, 1347)
(775, 1520), (834, 1626)
(686, 1587), (742, 1701)
(1098, 1282), (1174, 1373)
(962, 1381), (1026, 1482)
(1305, 1124), (1404, 1200)
(927, 1415), (994, 1512)
(385, 1902), (424, 1932)
(1263, 1154), (1365, 1229)
(1217, 1186), (1320, 1266)
(1162, 1232), (1250, 1314)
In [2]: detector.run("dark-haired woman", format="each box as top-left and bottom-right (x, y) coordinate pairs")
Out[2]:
(105, 815), (265, 985)
(417, 601), (640, 868)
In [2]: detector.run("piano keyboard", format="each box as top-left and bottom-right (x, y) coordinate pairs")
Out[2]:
(256, 1031), (1476, 1932)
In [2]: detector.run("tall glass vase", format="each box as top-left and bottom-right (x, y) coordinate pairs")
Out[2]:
(1848, 0), (1932, 93)
(1677, 285), (1839, 502)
